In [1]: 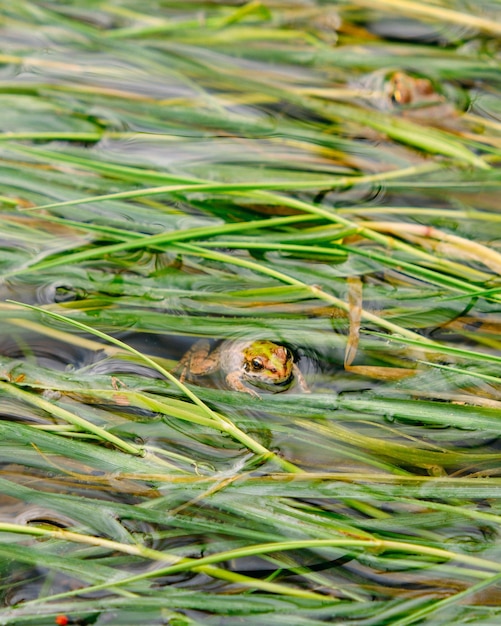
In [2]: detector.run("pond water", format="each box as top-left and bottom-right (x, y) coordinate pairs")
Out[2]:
(1, 2), (501, 625)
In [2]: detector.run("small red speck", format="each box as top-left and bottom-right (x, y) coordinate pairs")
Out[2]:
(55, 616), (69, 626)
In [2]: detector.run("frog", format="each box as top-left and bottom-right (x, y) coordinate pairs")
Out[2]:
(174, 339), (310, 398)
(385, 71), (456, 123)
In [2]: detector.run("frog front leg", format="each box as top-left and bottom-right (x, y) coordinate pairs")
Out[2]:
(293, 364), (310, 393)
(174, 340), (221, 383)
(225, 371), (261, 399)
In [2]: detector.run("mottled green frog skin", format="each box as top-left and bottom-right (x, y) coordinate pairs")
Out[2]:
(175, 339), (310, 398)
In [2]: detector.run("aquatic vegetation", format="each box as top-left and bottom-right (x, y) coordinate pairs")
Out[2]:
(0, 1), (501, 624)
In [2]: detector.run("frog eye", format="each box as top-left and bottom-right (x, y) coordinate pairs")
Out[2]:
(251, 358), (263, 370)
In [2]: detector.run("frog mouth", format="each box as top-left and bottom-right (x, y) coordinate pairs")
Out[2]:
(247, 373), (294, 392)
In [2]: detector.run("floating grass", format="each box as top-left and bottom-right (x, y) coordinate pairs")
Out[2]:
(0, 1), (501, 624)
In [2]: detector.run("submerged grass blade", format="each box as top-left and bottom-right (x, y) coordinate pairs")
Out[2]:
(0, 380), (142, 455)
(353, 0), (501, 37)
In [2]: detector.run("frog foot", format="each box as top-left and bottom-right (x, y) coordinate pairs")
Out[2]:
(225, 372), (262, 399)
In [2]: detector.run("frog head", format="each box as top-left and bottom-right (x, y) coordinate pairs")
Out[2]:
(242, 340), (294, 389)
